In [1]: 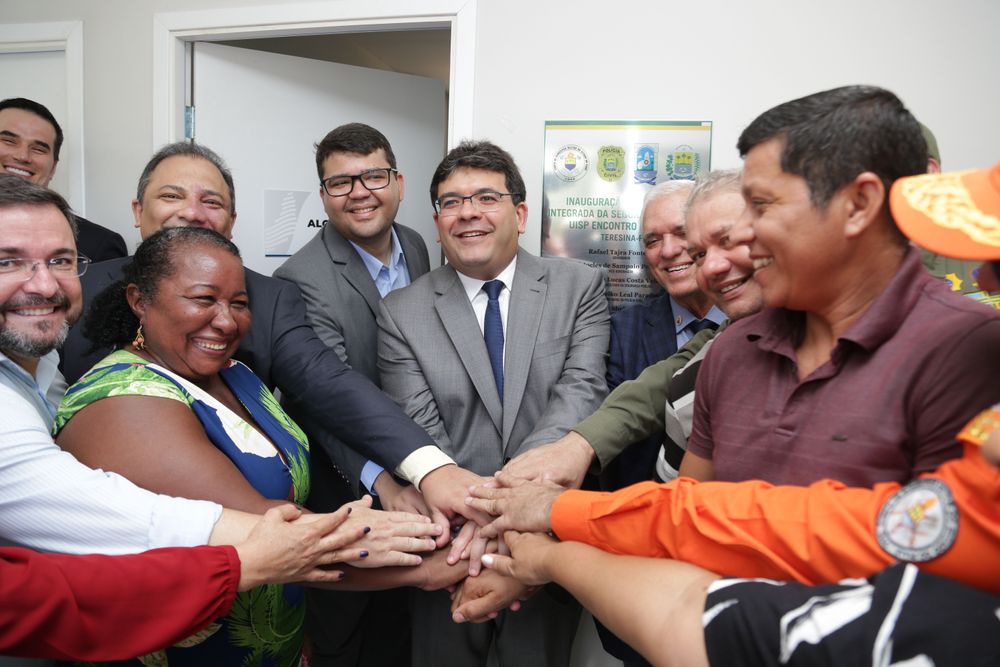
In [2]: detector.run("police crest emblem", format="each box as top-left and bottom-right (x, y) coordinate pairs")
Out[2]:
(634, 144), (658, 185)
(597, 145), (625, 182)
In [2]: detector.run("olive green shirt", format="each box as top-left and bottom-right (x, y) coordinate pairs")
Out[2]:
(576, 323), (727, 469)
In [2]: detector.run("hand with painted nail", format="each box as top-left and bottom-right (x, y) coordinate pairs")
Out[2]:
(342, 495), (442, 567)
(236, 504), (362, 589)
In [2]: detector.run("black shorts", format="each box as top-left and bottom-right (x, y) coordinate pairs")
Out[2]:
(702, 563), (1000, 666)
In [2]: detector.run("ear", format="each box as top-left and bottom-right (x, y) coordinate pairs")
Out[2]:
(395, 171), (405, 203)
(515, 201), (528, 235)
(840, 172), (885, 240)
(432, 211), (444, 244)
(125, 283), (146, 321)
(131, 199), (142, 229)
(44, 159), (58, 187)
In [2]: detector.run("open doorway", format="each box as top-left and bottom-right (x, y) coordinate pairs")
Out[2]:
(187, 32), (450, 275)
(151, 3), (475, 275)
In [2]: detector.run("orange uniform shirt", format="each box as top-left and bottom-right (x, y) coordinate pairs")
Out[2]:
(551, 406), (1000, 594)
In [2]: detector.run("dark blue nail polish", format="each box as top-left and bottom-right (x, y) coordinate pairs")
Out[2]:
(360, 550), (369, 558)
(363, 526), (371, 534)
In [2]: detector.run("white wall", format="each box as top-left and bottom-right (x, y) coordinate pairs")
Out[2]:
(2, 0), (998, 255)
(471, 0), (1000, 253)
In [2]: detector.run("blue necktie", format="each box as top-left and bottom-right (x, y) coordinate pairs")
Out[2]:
(482, 280), (505, 401)
(686, 318), (718, 336)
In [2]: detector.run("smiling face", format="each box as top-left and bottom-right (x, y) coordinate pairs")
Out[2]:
(434, 167), (526, 280)
(741, 138), (844, 311)
(686, 191), (763, 321)
(320, 148), (403, 254)
(0, 203), (81, 368)
(133, 155), (236, 240)
(130, 243), (249, 386)
(0, 108), (58, 186)
(641, 190), (702, 300)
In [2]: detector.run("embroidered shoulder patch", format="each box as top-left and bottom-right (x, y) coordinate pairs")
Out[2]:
(956, 405), (1000, 447)
(876, 478), (958, 562)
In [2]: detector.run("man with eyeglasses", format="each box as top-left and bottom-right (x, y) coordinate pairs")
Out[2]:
(376, 140), (610, 667)
(275, 123), (435, 667)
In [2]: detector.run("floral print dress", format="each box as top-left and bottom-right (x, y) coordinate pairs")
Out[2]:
(55, 349), (311, 667)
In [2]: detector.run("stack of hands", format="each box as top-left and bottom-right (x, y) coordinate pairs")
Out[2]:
(241, 434), (587, 624)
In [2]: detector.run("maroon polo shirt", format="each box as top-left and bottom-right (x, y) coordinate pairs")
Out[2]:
(688, 247), (1000, 486)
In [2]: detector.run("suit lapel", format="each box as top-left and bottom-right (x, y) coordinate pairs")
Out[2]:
(322, 227), (382, 317)
(643, 292), (676, 366)
(502, 250), (546, 448)
(397, 224), (430, 279)
(433, 268), (503, 434)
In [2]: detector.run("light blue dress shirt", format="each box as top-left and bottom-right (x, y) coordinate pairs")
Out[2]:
(670, 297), (726, 348)
(349, 229), (413, 494)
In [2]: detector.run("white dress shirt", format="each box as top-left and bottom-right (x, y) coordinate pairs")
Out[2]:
(0, 350), (222, 554)
(456, 256), (518, 355)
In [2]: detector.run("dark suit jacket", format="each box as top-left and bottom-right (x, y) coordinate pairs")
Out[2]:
(74, 215), (127, 263)
(274, 223), (430, 497)
(60, 256), (435, 473)
(601, 291), (679, 491)
(607, 290), (678, 390)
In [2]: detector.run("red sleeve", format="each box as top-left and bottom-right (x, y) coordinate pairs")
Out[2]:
(0, 544), (240, 660)
(551, 442), (1000, 594)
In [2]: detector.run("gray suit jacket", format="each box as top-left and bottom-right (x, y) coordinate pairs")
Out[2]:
(275, 222), (430, 496)
(377, 248), (610, 476)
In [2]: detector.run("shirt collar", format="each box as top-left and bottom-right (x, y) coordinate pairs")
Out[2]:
(0, 348), (57, 422)
(669, 296), (727, 334)
(747, 246), (929, 357)
(349, 227), (408, 281)
(457, 255), (519, 302)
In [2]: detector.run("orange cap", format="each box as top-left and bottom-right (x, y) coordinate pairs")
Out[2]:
(890, 161), (1000, 260)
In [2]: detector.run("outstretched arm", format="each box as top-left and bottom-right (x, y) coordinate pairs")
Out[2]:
(483, 531), (715, 667)
(0, 544), (241, 661)
(267, 277), (445, 477)
(503, 310), (714, 487)
(377, 299), (491, 535)
(471, 439), (1000, 596)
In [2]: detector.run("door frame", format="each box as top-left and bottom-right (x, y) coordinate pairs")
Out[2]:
(0, 20), (86, 211)
(152, 0), (476, 150)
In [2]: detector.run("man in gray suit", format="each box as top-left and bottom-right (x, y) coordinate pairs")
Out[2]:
(377, 140), (611, 667)
(274, 123), (431, 667)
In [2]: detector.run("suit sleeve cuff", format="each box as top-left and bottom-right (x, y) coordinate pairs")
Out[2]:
(360, 461), (386, 495)
(395, 446), (455, 488)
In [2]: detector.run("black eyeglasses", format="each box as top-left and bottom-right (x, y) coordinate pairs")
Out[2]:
(321, 168), (398, 197)
(0, 255), (92, 282)
(434, 192), (520, 217)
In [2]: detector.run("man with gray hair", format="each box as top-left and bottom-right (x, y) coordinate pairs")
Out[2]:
(594, 174), (733, 666)
(501, 170), (760, 493)
(602, 179), (724, 490)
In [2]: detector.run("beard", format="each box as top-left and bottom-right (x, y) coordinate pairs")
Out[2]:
(0, 320), (70, 358)
(0, 294), (73, 360)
